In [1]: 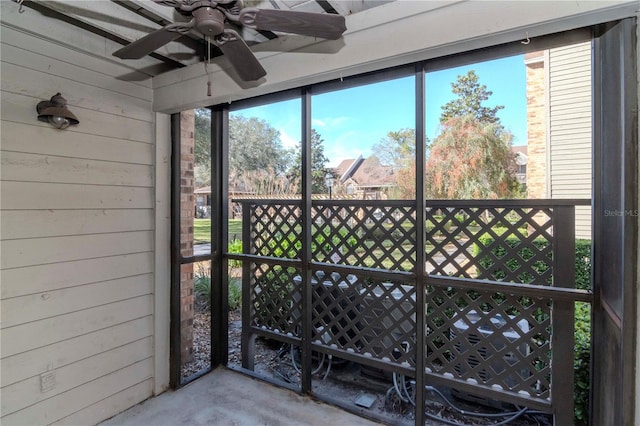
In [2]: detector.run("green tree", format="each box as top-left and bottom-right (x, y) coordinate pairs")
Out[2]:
(193, 113), (294, 193)
(287, 129), (332, 193)
(373, 128), (416, 169)
(440, 70), (504, 124)
(393, 158), (417, 200)
(425, 115), (519, 199)
(236, 168), (300, 196)
(426, 70), (518, 199)
(229, 115), (290, 180)
(194, 108), (211, 187)
(194, 108), (211, 165)
(372, 129), (416, 199)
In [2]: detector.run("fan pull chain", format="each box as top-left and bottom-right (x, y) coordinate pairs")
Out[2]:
(203, 36), (213, 96)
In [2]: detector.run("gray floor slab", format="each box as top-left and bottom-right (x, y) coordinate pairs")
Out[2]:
(101, 368), (382, 426)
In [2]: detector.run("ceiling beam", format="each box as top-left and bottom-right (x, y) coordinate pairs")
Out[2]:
(288, 0), (325, 13)
(117, 0), (178, 24)
(326, 0), (394, 16)
(325, 0), (350, 15)
(36, 0), (200, 65)
(0, 0), (169, 78)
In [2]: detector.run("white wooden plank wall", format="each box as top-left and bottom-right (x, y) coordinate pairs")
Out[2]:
(549, 42), (593, 240)
(0, 15), (157, 425)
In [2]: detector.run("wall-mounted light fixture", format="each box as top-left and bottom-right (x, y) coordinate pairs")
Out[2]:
(36, 93), (79, 130)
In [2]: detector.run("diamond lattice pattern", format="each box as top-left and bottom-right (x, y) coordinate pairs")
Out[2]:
(425, 285), (552, 400)
(311, 203), (416, 271)
(250, 203), (302, 259)
(250, 263), (302, 337)
(425, 206), (553, 285)
(311, 270), (416, 367)
(242, 201), (568, 404)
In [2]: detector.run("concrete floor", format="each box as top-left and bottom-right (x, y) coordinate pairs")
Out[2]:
(101, 368), (381, 426)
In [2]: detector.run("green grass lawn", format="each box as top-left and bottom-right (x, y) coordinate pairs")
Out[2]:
(228, 220), (242, 240)
(194, 219), (243, 243)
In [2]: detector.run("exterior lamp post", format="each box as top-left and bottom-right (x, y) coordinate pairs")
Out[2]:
(325, 173), (334, 199)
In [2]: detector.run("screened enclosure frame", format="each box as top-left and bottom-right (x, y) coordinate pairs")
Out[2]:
(168, 21), (638, 425)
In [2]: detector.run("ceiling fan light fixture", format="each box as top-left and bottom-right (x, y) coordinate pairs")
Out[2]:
(36, 93), (79, 130)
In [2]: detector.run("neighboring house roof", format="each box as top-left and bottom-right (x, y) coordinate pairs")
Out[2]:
(335, 155), (396, 189)
(198, 155), (397, 197)
(335, 156), (364, 183)
(195, 185), (253, 195)
(511, 145), (527, 155)
(351, 156), (396, 187)
(512, 145), (528, 165)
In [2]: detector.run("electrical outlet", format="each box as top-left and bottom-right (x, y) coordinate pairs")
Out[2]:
(40, 372), (55, 393)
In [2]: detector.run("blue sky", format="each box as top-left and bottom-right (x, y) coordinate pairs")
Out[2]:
(232, 55), (526, 167)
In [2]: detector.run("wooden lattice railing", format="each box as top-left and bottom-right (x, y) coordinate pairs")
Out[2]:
(231, 198), (591, 423)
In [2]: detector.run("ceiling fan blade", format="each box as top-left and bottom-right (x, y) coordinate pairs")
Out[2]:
(152, 0), (184, 7)
(114, 27), (184, 59)
(217, 30), (266, 81)
(240, 8), (346, 40)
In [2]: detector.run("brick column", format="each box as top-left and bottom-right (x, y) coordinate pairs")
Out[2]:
(525, 52), (551, 234)
(525, 51), (547, 199)
(180, 110), (195, 364)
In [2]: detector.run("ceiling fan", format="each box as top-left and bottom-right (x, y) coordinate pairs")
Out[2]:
(113, 0), (347, 81)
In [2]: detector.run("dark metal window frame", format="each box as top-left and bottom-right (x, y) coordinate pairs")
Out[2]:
(592, 17), (638, 425)
(170, 107), (227, 387)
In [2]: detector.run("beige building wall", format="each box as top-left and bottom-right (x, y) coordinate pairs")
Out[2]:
(0, 6), (161, 424)
(548, 42), (593, 239)
(525, 42), (593, 240)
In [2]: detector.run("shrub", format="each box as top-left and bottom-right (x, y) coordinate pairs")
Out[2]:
(473, 235), (592, 289)
(574, 302), (591, 425)
(574, 240), (591, 290)
(194, 270), (212, 311)
(473, 233), (550, 284)
(472, 236), (593, 424)
(425, 220), (435, 234)
(363, 226), (387, 241)
(426, 218), (454, 235)
(265, 233), (301, 258)
(193, 270), (243, 311)
(228, 239), (243, 268)
(358, 224), (417, 242)
(228, 277), (242, 311)
(262, 228), (357, 259)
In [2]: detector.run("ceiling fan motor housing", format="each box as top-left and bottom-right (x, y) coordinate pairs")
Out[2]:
(193, 7), (226, 36)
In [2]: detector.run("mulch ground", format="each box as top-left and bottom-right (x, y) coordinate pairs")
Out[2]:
(181, 309), (551, 425)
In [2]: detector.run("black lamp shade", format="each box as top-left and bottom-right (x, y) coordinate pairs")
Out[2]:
(36, 93), (79, 129)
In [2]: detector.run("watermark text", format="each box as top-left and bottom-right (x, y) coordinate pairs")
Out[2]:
(603, 209), (639, 217)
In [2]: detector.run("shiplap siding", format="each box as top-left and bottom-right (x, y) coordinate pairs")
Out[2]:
(548, 42), (593, 239)
(0, 13), (156, 425)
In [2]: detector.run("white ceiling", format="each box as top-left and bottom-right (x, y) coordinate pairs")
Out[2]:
(27, 0), (393, 76)
(12, 0), (637, 113)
